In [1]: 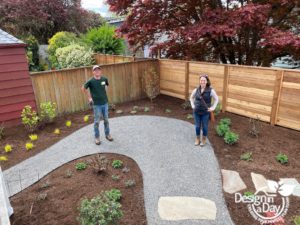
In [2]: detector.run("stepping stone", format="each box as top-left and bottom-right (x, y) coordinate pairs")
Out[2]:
(280, 178), (300, 197)
(158, 196), (216, 221)
(251, 172), (271, 192)
(221, 169), (246, 194)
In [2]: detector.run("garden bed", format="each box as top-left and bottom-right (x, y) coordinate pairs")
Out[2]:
(1, 95), (299, 225)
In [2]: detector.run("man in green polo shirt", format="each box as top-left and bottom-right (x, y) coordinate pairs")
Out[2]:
(82, 65), (113, 145)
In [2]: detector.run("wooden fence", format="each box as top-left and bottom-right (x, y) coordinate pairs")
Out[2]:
(159, 59), (300, 131)
(30, 59), (158, 114)
(94, 54), (134, 65)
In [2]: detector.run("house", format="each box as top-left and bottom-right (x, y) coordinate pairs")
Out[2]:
(0, 29), (36, 127)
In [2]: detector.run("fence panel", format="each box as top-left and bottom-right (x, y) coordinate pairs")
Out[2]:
(94, 54), (134, 65)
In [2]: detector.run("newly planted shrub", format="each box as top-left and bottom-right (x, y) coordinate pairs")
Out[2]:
(40, 102), (57, 123)
(40, 180), (51, 189)
(65, 169), (73, 178)
(124, 179), (136, 188)
(78, 191), (123, 225)
(240, 152), (253, 161)
(54, 128), (60, 134)
(25, 142), (34, 151)
(181, 101), (192, 110)
(144, 107), (150, 112)
(66, 120), (72, 127)
(91, 154), (108, 174)
(112, 160), (123, 169)
(122, 167), (130, 173)
(111, 174), (120, 181)
(133, 106), (139, 111)
(216, 123), (230, 137)
(219, 118), (231, 126)
(186, 114), (193, 120)
(0, 123), (4, 140)
(29, 134), (38, 141)
(105, 188), (122, 201)
(4, 144), (12, 153)
(276, 153), (288, 165)
(83, 115), (89, 122)
(36, 193), (48, 201)
(294, 216), (300, 225)
(224, 131), (239, 145)
(0, 156), (8, 161)
(21, 106), (39, 132)
(165, 109), (172, 113)
(214, 103), (221, 116)
(76, 162), (87, 170)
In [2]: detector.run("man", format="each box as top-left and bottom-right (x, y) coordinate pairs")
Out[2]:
(82, 65), (113, 145)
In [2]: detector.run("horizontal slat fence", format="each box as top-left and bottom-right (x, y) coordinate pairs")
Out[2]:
(159, 59), (300, 131)
(94, 54), (134, 65)
(31, 60), (158, 114)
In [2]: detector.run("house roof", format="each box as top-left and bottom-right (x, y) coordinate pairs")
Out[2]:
(0, 28), (24, 45)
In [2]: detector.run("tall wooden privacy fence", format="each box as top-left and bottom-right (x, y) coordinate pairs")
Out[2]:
(94, 54), (134, 65)
(31, 59), (158, 114)
(159, 59), (300, 131)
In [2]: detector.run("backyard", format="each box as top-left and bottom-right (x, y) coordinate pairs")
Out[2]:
(1, 95), (299, 225)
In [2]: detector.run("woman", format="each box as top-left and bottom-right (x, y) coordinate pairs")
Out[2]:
(190, 74), (219, 146)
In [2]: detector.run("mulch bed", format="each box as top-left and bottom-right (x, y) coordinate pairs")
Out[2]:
(1, 94), (299, 225)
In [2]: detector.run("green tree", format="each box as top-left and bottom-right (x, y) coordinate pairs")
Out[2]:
(84, 24), (125, 55)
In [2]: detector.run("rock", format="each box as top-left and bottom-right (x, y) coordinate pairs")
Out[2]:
(116, 110), (123, 114)
(280, 178), (300, 197)
(251, 173), (273, 193)
(221, 169), (246, 194)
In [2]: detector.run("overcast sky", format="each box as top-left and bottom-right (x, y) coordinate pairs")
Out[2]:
(81, 0), (109, 17)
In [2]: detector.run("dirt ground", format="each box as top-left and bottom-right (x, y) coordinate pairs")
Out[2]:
(1, 95), (299, 225)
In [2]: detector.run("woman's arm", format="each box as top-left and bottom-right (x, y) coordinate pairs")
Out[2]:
(189, 88), (197, 109)
(209, 89), (219, 111)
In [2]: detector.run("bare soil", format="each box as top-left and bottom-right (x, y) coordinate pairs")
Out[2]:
(1, 95), (299, 225)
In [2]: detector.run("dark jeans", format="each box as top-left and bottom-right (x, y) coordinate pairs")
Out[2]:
(193, 111), (210, 137)
(93, 103), (110, 138)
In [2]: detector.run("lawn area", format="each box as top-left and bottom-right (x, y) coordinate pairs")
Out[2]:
(1, 95), (299, 225)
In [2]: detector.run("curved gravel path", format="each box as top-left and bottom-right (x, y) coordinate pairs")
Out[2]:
(4, 115), (234, 225)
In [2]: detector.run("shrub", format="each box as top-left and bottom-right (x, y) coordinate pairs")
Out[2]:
(25, 142), (34, 151)
(21, 35), (40, 71)
(142, 67), (160, 102)
(214, 103), (221, 116)
(66, 120), (72, 127)
(276, 153), (288, 165)
(249, 116), (262, 138)
(48, 32), (79, 68)
(0, 156), (8, 161)
(83, 115), (89, 122)
(240, 152), (253, 161)
(122, 167), (130, 173)
(29, 134), (38, 141)
(181, 101), (192, 110)
(36, 193), (47, 201)
(224, 131), (239, 145)
(111, 174), (120, 181)
(294, 216), (300, 225)
(91, 154), (108, 174)
(124, 179), (136, 188)
(78, 191), (123, 225)
(144, 107), (150, 112)
(21, 106), (39, 132)
(4, 144), (12, 153)
(104, 188), (122, 201)
(65, 169), (73, 178)
(165, 109), (172, 113)
(0, 123), (4, 140)
(112, 160), (123, 169)
(40, 102), (57, 123)
(216, 123), (230, 137)
(55, 44), (94, 69)
(76, 162), (87, 170)
(84, 24), (125, 54)
(219, 118), (231, 126)
(54, 128), (60, 134)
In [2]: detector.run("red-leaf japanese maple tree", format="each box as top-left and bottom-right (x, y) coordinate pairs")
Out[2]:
(107, 0), (300, 66)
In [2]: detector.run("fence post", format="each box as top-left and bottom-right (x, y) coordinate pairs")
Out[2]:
(270, 70), (284, 125)
(185, 61), (190, 101)
(222, 65), (229, 112)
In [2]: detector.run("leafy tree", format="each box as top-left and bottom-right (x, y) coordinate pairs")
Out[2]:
(107, 0), (300, 66)
(84, 24), (125, 55)
(0, 0), (104, 43)
(20, 35), (40, 71)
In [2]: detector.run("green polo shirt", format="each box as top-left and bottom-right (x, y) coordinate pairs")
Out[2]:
(84, 76), (109, 105)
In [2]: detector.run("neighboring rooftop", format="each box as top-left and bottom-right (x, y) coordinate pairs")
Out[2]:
(0, 28), (24, 45)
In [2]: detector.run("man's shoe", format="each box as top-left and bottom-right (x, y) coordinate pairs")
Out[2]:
(95, 138), (101, 145)
(106, 135), (114, 141)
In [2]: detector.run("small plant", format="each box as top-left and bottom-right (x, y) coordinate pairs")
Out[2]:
(144, 107), (150, 112)
(294, 216), (300, 225)
(0, 156), (8, 161)
(29, 134), (38, 141)
(214, 103), (221, 116)
(40, 180), (51, 189)
(122, 167), (130, 173)
(0, 123), (4, 140)
(112, 160), (123, 169)
(25, 142), (34, 151)
(224, 131), (239, 145)
(219, 118), (231, 126)
(133, 106), (139, 111)
(186, 114), (193, 120)
(36, 193), (47, 201)
(243, 191), (255, 201)
(40, 102), (57, 123)
(111, 174), (120, 181)
(105, 188), (122, 201)
(165, 109), (172, 113)
(65, 169), (73, 178)
(109, 103), (116, 111)
(181, 101), (192, 110)
(249, 116), (262, 138)
(78, 191), (123, 225)
(76, 162), (87, 170)
(125, 179), (136, 188)
(240, 152), (253, 161)
(276, 153), (288, 165)
(4, 144), (12, 153)
(66, 120), (72, 127)
(54, 128), (60, 134)
(116, 110), (123, 114)
(21, 105), (39, 132)
(91, 154), (108, 174)
(216, 123), (230, 137)
(130, 110), (137, 114)
(83, 115), (89, 122)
